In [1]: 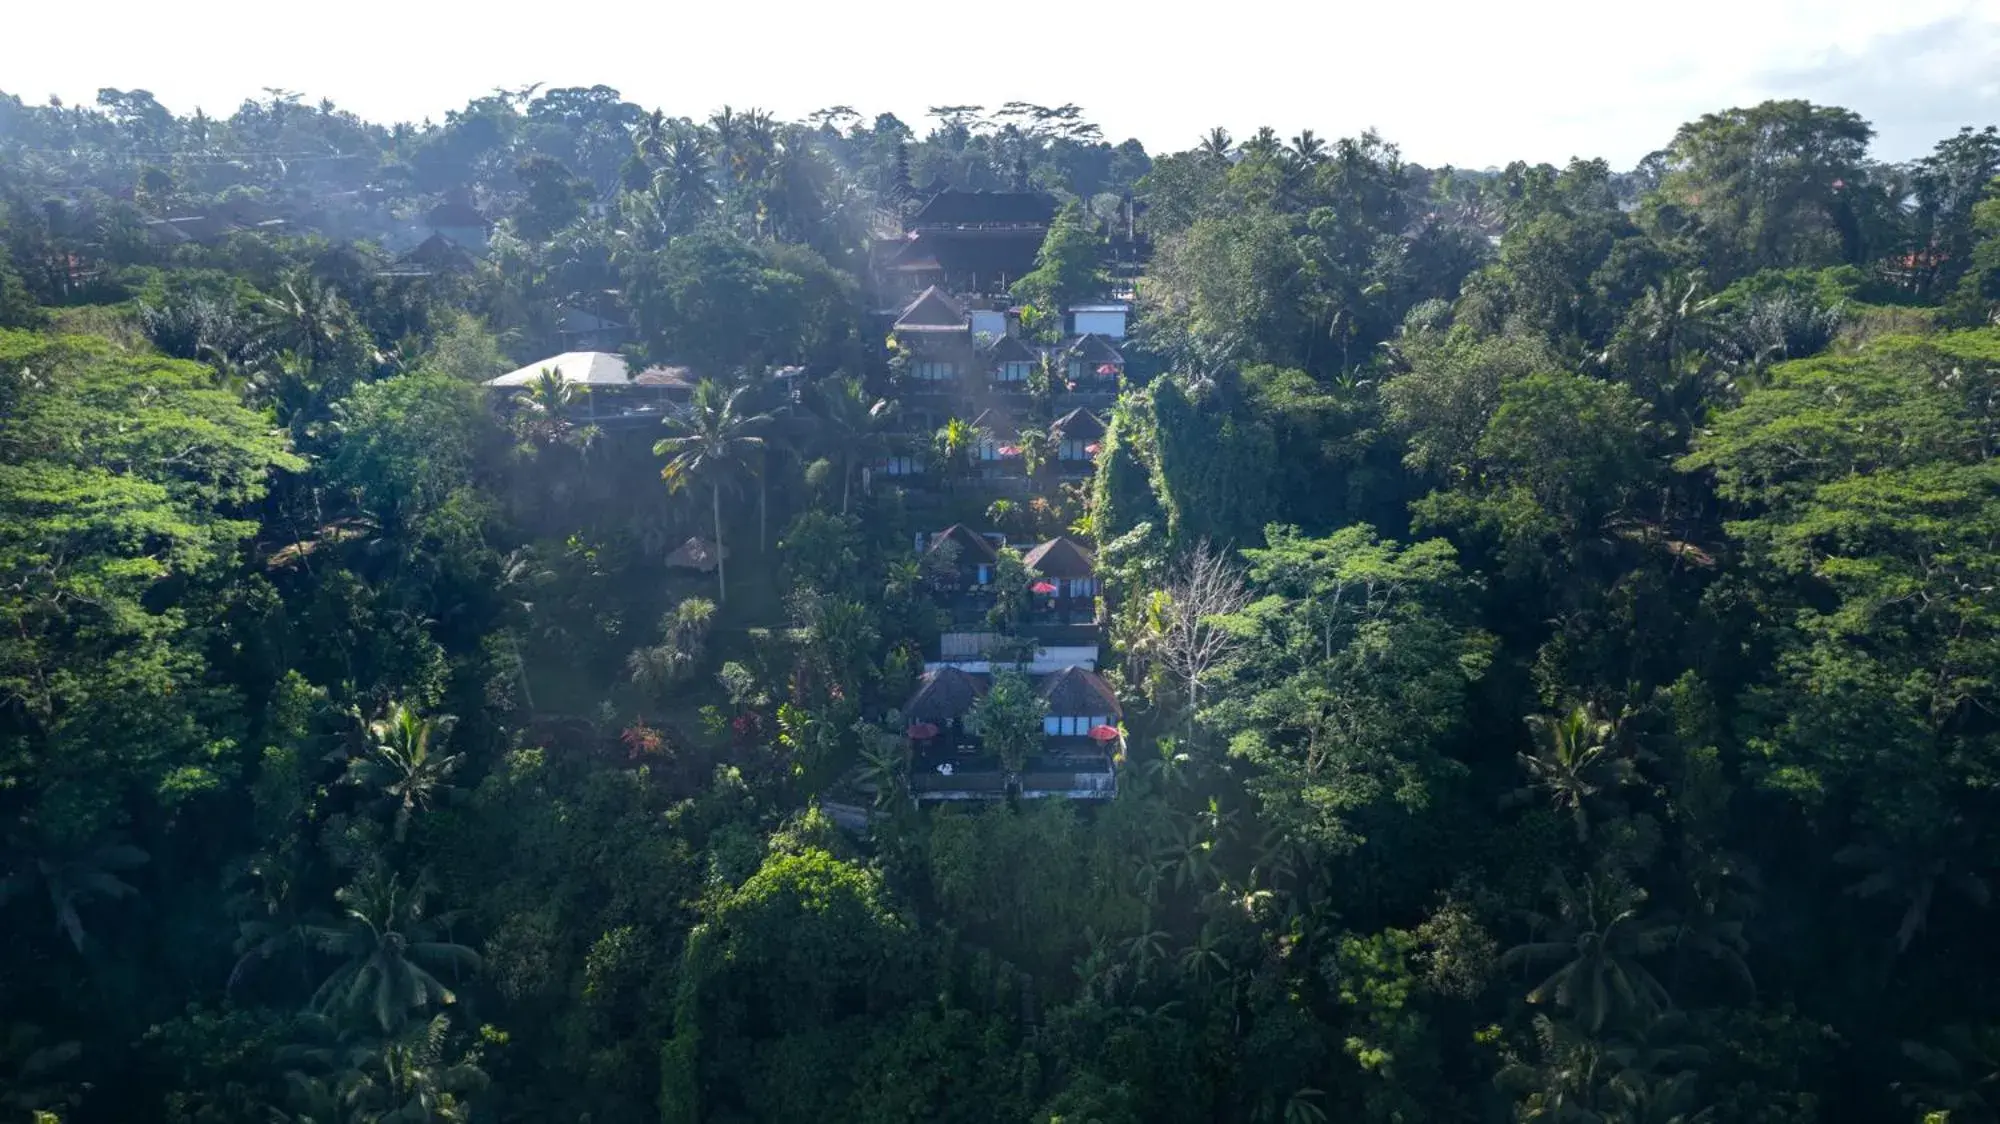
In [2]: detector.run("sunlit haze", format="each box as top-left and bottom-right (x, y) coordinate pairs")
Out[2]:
(14, 0), (2000, 167)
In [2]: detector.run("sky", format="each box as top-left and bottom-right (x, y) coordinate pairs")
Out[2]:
(10, 0), (2000, 169)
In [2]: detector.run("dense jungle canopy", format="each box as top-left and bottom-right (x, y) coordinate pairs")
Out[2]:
(5, 85), (2000, 1124)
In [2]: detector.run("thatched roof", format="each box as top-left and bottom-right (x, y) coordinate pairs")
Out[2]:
(1039, 667), (1121, 718)
(1023, 537), (1095, 579)
(893, 285), (969, 332)
(665, 536), (727, 572)
(927, 524), (999, 565)
(1066, 333), (1125, 365)
(970, 407), (1021, 437)
(1050, 407), (1106, 440)
(982, 333), (1037, 363)
(904, 667), (988, 722)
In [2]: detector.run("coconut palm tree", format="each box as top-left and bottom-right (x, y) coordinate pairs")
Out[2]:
(0, 836), (148, 952)
(655, 379), (771, 603)
(1511, 703), (1637, 843)
(345, 703), (463, 844)
(308, 872), (479, 1033)
(1502, 870), (1675, 1033)
(1899, 1024), (2000, 1122)
(932, 417), (980, 491)
(1199, 127), (1234, 163)
(512, 367), (588, 445)
(811, 376), (898, 513)
(1835, 823), (1991, 953)
(258, 272), (350, 374)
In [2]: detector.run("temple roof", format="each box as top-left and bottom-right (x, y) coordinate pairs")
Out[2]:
(911, 188), (1057, 227)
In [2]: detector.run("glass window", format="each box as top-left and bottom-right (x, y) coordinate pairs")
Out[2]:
(1043, 716), (1061, 735)
(997, 361), (1031, 382)
(914, 361), (957, 382)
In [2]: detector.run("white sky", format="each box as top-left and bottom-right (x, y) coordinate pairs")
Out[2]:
(10, 0), (2000, 168)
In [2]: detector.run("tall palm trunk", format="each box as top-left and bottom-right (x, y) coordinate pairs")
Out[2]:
(842, 455), (853, 514)
(713, 482), (727, 603)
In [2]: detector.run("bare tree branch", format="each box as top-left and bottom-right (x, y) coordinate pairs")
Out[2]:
(1155, 539), (1250, 723)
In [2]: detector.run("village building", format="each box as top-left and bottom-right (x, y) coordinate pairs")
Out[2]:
(483, 351), (697, 426)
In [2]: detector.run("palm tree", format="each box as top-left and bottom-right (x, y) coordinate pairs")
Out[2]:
(1899, 1024), (2000, 1122)
(0, 1023), (80, 1119)
(308, 872), (479, 1033)
(340, 1014), (489, 1123)
(1017, 425), (1056, 479)
(1836, 825), (1991, 953)
(513, 367), (587, 445)
(932, 417), (979, 491)
(858, 736), (910, 811)
(228, 849), (327, 996)
(345, 703), (463, 844)
(1199, 127), (1234, 163)
(1512, 703), (1636, 842)
(655, 379), (771, 603)
(1502, 870), (1675, 1033)
(271, 1014), (487, 1124)
(1287, 129), (1327, 167)
(811, 376), (897, 513)
(0, 837), (148, 951)
(258, 273), (349, 374)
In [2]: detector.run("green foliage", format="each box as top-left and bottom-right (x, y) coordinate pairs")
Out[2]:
(1014, 202), (1107, 312)
(969, 669), (1048, 773)
(1217, 524), (1488, 853)
(9, 85), (2000, 1124)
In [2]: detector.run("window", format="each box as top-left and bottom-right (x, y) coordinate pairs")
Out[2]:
(1065, 578), (1098, 598)
(996, 361), (1032, 382)
(879, 455), (922, 476)
(976, 564), (992, 585)
(1060, 439), (1088, 460)
(1067, 359), (1083, 382)
(913, 361), (957, 382)
(1044, 715), (1105, 736)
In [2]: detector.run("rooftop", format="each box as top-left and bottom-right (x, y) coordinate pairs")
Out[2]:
(911, 188), (1057, 228)
(904, 666), (988, 722)
(927, 524), (1001, 565)
(665, 537), (727, 572)
(1051, 408), (1107, 440)
(1066, 334), (1126, 366)
(1039, 666), (1122, 718)
(1023, 536), (1096, 579)
(485, 352), (692, 388)
(893, 285), (970, 333)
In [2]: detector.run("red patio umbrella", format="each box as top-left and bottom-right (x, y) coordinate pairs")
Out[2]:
(1088, 724), (1122, 742)
(1084, 442), (1101, 455)
(1031, 580), (1057, 595)
(906, 722), (940, 740)
(996, 444), (1022, 457)
(1096, 363), (1119, 377)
